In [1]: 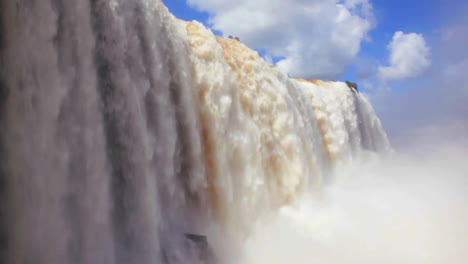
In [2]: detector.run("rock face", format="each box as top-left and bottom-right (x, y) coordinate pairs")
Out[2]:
(346, 80), (359, 91)
(184, 234), (216, 264)
(0, 1), (389, 264)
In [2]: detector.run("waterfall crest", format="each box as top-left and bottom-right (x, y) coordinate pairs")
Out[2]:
(0, 1), (389, 263)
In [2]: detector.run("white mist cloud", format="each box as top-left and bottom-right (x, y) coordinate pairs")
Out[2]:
(378, 31), (431, 81)
(187, 0), (374, 79)
(240, 140), (468, 264)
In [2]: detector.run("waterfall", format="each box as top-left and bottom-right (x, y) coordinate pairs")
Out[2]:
(0, 1), (389, 263)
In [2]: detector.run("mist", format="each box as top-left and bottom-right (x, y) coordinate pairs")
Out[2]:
(237, 129), (468, 263)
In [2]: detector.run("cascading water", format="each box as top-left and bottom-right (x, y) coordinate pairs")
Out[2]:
(9, 0), (464, 264)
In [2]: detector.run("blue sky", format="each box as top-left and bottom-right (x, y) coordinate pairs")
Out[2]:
(162, 0), (468, 144)
(162, 0), (453, 81)
(163, 0), (209, 23)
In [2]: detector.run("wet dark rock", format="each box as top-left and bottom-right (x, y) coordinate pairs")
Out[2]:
(185, 233), (208, 245)
(345, 81), (358, 92)
(184, 233), (216, 264)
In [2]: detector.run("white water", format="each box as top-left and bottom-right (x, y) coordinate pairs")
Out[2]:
(182, 21), (390, 252)
(0, 0), (464, 264)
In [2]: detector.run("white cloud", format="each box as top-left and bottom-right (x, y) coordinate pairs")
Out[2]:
(187, 0), (374, 79)
(378, 31), (431, 81)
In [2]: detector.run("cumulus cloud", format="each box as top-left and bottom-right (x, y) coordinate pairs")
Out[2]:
(378, 31), (431, 81)
(187, 0), (374, 79)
